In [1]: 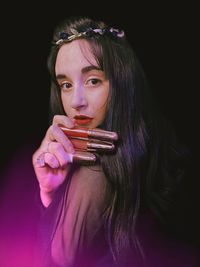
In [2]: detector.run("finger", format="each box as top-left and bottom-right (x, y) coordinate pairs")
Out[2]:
(47, 141), (73, 167)
(33, 151), (59, 169)
(45, 125), (75, 153)
(43, 153), (60, 169)
(35, 152), (46, 168)
(52, 115), (75, 128)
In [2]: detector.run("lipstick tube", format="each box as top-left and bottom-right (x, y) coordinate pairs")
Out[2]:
(60, 126), (118, 141)
(69, 137), (115, 152)
(70, 151), (97, 164)
(36, 150), (97, 167)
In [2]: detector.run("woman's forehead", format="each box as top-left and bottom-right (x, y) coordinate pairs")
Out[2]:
(57, 39), (98, 64)
(55, 39), (100, 75)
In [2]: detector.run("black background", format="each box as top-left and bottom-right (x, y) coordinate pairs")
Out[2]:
(0, 1), (199, 244)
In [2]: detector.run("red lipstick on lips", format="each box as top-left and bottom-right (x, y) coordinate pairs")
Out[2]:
(74, 115), (93, 126)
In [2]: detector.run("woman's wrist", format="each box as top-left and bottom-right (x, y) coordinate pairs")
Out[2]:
(39, 186), (55, 207)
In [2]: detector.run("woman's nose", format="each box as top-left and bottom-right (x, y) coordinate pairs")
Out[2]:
(71, 85), (87, 110)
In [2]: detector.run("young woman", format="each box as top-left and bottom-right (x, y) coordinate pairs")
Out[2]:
(32, 16), (199, 267)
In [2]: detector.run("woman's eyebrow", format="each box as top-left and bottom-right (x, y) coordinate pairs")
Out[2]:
(81, 65), (102, 74)
(56, 65), (102, 80)
(56, 74), (68, 80)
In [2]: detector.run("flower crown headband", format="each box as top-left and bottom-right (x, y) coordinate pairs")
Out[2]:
(54, 27), (125, 45)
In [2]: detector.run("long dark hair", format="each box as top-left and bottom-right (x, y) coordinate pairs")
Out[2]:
(47, 16), (186, 264)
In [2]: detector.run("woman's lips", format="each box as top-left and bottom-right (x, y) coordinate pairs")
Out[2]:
(74, 115), (93, 126)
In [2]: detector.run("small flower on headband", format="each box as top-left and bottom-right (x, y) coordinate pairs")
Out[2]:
(55, 27), (125, 45)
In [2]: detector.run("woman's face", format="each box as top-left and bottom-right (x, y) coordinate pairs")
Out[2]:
(55, 39), (110, 128)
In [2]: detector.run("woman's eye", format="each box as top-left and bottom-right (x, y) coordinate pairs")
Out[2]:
(60, 82), (72, 91)
(87, 78), (101, 86)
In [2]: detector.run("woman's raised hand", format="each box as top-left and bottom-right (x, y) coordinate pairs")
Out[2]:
(32, 115), (75, 207)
